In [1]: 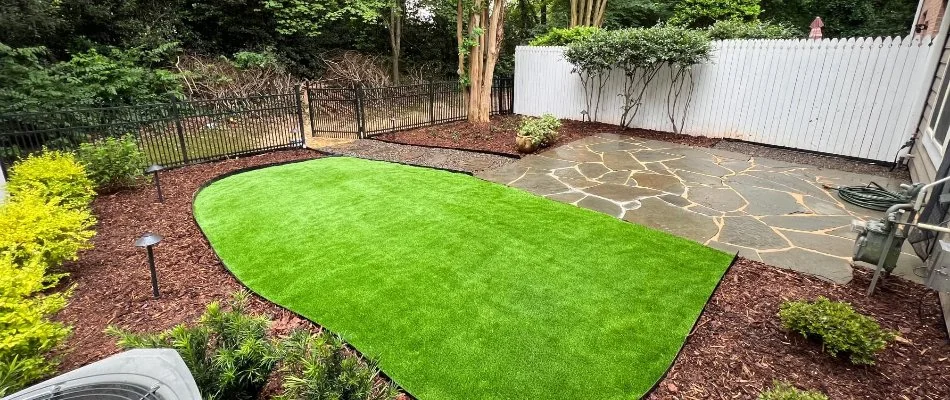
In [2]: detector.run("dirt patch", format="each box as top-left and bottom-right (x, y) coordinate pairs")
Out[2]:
(56, 151), (948, 399)
(714, 140), (911, 180)
(648, 258), (950, 400)
(373, 115), (720, 157)
(57, 149), (325, 372)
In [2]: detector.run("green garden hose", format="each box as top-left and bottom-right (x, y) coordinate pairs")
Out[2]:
(825, 182), (918, 211)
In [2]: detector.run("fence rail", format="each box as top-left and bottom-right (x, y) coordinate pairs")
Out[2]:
(0, 91), (307, 172)
(0, 79), (513, 172)
(307, 78), (514, 139)
(515, 37), (934, 162)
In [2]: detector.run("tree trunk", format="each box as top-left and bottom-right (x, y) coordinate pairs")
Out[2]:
(570, 0), (607, 28)
(456, 0), (505, 124)
(389, 3), (403, 85)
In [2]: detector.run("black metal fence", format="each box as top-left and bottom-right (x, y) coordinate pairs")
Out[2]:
(0, 91), (306, 172)
(307, 78), (514, 139)
(0, 78), (514, 173)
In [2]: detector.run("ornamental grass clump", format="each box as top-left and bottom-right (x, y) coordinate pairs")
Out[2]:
(779, 297), (895, 365)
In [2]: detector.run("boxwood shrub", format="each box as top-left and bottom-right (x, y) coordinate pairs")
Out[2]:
(758, 381), (828, 400)
(779, 297), (895, 365)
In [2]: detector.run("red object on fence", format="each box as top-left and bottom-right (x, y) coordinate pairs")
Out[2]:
(809, 17), (824, 39)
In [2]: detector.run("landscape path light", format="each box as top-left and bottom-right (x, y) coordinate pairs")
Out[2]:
(146, 164), (165, 203)
(134, 232), (164, 298)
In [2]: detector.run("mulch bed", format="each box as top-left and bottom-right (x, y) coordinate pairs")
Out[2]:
(648, 258), (950, 399)
(373, 114), (720, 157)
(57, 149), (324, 372)
(56, 150), (948, 399)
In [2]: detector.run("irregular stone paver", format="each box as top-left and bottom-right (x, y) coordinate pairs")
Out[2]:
(623, 198), (719, 243)
(760, 248), (853, 284)
(510, 173), (570, 196)
(585, 183), (660, 203)
(577, 162), (612, 179)
(577, 196), (624, 218)
(718, 216), (790, 250)
(476, 135), (915, 284)
(688, 186), (747, 212)
(630, 172), (685, 194)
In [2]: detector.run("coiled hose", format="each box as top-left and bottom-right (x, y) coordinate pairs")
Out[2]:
(826, 182), (914, 211)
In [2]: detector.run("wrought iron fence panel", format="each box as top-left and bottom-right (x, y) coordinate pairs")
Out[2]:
(0, 89), (305, 173)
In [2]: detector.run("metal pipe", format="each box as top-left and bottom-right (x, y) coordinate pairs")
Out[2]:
(913, 174), (950, 211)
(146, 246), (160, 298)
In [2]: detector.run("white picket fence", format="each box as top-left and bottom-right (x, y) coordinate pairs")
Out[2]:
(515, 36), (935, 161)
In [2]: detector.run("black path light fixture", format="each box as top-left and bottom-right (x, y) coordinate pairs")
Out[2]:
(134, 232), (164, 298)
(146, 164), (165, 203)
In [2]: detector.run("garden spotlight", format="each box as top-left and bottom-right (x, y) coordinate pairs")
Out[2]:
(134, 232), (164, 298)
(146, 164), (165, 203)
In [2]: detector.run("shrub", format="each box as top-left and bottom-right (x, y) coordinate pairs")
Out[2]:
(276, 330), (398, 400)
(0, 193), (95, 267)
(108, 291), (279, 400)
(76, 135), (147, 191)
(518, 114), (562, 147)
(231, 51), (278, 70)
(779, 297), (895, 365)
(0, 254), (72, 394)
(707, 19), (800, 40)
(7, 150), (95, 210)
(758, 381), (829, 400)
(529, 26), (600, 46)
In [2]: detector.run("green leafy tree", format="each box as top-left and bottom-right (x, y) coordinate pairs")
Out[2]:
(669, 0), (761, 28)
(707, 19), (800, 40)
(760, 0), (916, 38)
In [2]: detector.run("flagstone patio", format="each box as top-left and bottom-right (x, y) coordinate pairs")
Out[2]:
(476, 133), (921, 284)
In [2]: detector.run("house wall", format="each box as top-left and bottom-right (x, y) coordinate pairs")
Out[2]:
(917, 0), (947, 36)
(910, 7), (950, 184)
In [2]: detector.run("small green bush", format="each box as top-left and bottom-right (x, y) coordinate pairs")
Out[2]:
(76, 135), (147, 191)
(529, 26), (600, 46)
(0, 254), (72, 394)
(779, 297), (895, 365)
(276, 330), (398, 400)
(231, 51), (278, 69)
(707, 19), (799, 40)
(758, 381), (829, 400)
(518, 114), (562, 147)
(7, 150), (95, 209)
(0, 193), (96, 267)
(108, 291), (279, 400)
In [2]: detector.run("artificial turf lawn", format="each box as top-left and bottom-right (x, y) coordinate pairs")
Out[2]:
(193, 157), (733, 400)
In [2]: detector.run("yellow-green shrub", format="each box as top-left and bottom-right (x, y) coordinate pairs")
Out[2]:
(0, 193), (95, 268)
(0, 254), (71, 394)
(7, 150), (95, 210)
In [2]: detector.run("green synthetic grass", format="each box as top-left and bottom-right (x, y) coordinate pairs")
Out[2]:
(193, 157), (733, 400)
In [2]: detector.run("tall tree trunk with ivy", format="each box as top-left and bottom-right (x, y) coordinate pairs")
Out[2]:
(456, 0), (505, 124)
(569, 0), (608, 27)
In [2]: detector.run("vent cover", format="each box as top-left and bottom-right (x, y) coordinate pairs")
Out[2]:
(3, 349), (200, 400)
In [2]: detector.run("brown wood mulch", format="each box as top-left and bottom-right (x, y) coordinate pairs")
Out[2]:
(373, 114), (720, 157)
(56, 149), (324, 372)
(649, 258), (950, 400)
(55, 148), (949, 399)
